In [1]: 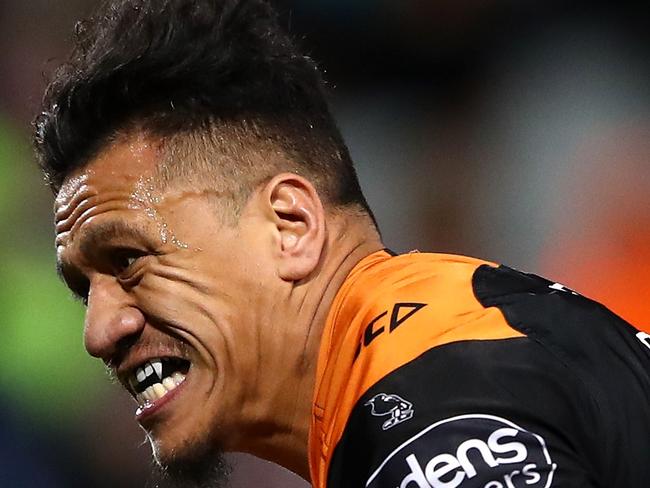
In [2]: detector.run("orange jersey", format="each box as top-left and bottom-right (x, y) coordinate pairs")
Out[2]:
(308, 250), (650, 488)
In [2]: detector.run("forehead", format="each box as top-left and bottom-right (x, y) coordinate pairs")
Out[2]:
(56, 136), (161, 208)
(54, 135), (167, 253)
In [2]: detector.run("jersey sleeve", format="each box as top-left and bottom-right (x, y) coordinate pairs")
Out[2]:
(326, 336), (600, 488)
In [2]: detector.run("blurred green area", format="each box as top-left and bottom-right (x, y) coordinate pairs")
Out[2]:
(0, 117), (23, 221)
(0, 115), (106, 425)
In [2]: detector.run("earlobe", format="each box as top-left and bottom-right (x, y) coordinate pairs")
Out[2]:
(267, 174), (326, 281)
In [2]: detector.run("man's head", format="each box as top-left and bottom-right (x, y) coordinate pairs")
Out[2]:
(34, 0), (373, 217)
(34, 0), (380, 483)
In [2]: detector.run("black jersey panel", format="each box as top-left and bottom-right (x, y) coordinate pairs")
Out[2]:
(472, 264), (650, 486)
(327, 338), (598, 488)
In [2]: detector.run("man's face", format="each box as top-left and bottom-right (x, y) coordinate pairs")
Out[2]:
(54, 136), (288, 469)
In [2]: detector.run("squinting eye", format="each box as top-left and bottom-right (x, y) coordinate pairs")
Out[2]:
(112, 249), (145, 274)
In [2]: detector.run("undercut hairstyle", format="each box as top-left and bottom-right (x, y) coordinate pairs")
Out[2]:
(34, 0), (375, 221)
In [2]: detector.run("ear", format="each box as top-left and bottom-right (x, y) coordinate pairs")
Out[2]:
(264, 173), (326, 281)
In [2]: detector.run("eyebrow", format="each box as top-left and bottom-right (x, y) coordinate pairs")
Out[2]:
(76, 220), (150, 257)
(56, 220), (150, 285)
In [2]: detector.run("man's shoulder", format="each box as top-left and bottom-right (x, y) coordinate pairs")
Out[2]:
(314, 251), (650, 488)
(340, 251), (520, 364)
(311, 251), (526, 479)
(341, 250), (496, 325)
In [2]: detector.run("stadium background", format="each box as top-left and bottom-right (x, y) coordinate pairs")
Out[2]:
(1, 0), (648, 486)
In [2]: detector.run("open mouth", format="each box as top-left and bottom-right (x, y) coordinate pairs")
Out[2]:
(128, 357), (191, 414)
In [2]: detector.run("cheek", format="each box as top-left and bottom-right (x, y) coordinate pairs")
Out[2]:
(131, 269), (219, 346)
(134, 266), (222, 321)
(132, 268), (258, 363)
(230, 246), (276, 290)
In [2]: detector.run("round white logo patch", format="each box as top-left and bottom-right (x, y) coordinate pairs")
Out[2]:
(366, 414), (556, 488)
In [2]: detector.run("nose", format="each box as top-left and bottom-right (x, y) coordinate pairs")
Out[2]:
(83, 275), (145, 361)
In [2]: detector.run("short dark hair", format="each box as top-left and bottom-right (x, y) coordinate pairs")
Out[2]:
(34, 0), (374, 219)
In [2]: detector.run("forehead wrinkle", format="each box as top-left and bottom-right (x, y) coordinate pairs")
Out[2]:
(55, 190), (133, 238)
(55, 182), (96, 230)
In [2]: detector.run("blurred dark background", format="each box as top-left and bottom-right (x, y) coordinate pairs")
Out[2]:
(1, 0), (648, 486)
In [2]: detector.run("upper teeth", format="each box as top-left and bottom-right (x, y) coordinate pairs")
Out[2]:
(136, 359), (163, 384)
(130, 357), (187, 395)
(131, 357), (187, 414)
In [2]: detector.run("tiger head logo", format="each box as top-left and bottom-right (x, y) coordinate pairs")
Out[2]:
(365, 393), (414, 430)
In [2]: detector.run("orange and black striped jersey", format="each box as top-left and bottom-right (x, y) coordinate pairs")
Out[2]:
(308, 250), (650, 488)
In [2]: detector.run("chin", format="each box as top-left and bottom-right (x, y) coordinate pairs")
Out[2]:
(148, 431), (231, 488)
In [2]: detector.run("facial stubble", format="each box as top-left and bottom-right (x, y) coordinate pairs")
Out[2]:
(147, 430), (231, 488)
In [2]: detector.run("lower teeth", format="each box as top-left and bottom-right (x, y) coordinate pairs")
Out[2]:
(136, 372), (186, 411)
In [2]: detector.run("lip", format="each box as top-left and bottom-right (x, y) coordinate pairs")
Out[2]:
(135, 369), (189, 423)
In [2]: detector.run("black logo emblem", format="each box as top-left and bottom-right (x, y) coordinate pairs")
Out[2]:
(365, 393), (414, 430)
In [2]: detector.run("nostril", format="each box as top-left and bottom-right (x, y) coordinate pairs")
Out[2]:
(116, 332), (140, 352)
(105, 333), (142, 370)
(115, 333), (140, 357)
(84, 301), (146, 360)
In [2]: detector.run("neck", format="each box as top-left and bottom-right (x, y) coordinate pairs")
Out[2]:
(249, 216), (382, 479)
